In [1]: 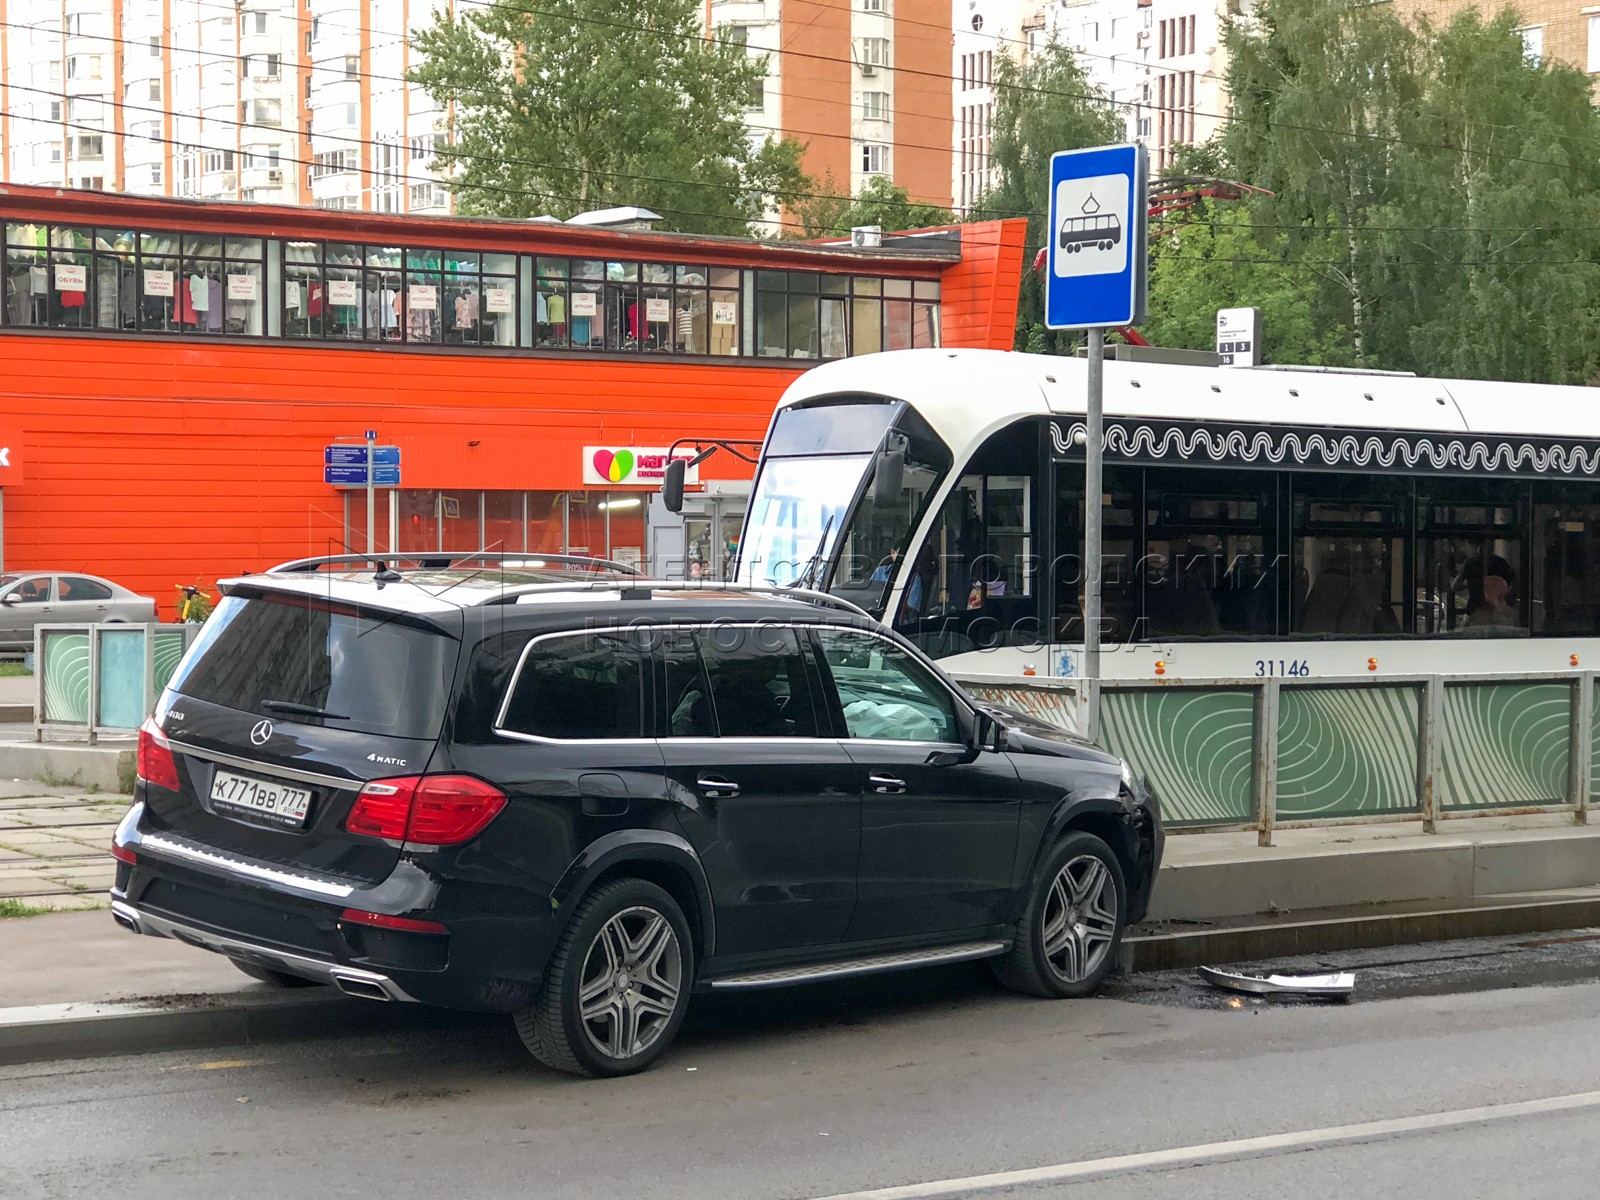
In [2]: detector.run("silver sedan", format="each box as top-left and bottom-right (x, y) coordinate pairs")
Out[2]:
(0, 573), (159, 651)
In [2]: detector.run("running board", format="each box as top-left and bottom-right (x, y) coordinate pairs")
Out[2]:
(708, 940), (1008, 991)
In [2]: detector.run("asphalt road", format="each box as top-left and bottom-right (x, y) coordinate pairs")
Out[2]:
(5, 932), (1600, 1200)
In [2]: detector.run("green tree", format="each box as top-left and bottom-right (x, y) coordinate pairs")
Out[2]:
(970, 41), (1123, 354)
(408, 0), (810, 234)
(791, 174), (955, 238)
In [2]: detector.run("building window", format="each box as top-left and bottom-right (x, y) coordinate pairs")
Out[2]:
(49, 100), (62, 120)
(305, 30), (313, 55)
(1520, 25), (1543, 65)
(857, 37), (889, 69)
(76, 135), (104, 160)
(861, 142), (889, 174)
(409, 183), (447, 209)
(862, 0), (885, 10)
(252, 99), (282, 126)
(203, 150), (236, 173)
(1591, 14), (1600, 73)
(861, 91), (888, 121)
(250, 12), (268, 34)
(345, 104), (358, 126)
(150, 164), (163, 186)
(149, 35), (161, 57)
(268, 149), (281, 167)
(344, 55), (359, 80)
(311, 149), (358, 177)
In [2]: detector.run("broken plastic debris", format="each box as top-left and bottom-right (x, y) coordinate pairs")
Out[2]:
(1197, 965), (1355, 1000)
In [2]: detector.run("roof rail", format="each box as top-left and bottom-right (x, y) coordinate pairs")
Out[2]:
(486, 578), (875, 619)
(267, 552), (643, 576)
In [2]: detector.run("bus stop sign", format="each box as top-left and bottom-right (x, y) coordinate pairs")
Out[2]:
(1045, 143), (1148, 330)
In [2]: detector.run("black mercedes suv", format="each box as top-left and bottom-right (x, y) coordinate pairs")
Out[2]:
(111, 554), (1163, 1077)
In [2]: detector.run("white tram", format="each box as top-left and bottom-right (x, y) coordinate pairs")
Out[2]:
(734, 348), (1600, 681)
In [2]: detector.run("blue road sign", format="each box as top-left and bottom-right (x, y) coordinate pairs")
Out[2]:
(325, 445), (400, 466)
(1045, 143), (1148, 330)
(324, 464), (400, 487)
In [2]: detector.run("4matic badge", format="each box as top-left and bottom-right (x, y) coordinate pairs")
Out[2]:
(366, 753), (408, 767)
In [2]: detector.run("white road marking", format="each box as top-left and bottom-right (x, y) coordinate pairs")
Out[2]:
(807, 1089), (1600, 1199)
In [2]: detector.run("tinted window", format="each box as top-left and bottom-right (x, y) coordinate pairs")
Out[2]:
(500, 632), (644, 740)
(697, 626), (818, 737)
(767, 401), (896, 456)
(167, 594), (455, 739)
(816, 628), (959, 743)
(661, 631), (716, 737)
(59, 576), (113, 601)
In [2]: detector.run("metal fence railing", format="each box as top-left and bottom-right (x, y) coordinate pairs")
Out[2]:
(34, 623), (198, 743)
(955, 671), (1594, 845)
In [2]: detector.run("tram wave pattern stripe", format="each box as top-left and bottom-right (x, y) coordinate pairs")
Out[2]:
(152, 633), (187, 692)
(42, 634), (91, 725)
(1100, 690), (1254, 825)
(1051, 422), (1600, 476)
(1276, 687), (1420, 818)
(1441, 683), (1570, 809)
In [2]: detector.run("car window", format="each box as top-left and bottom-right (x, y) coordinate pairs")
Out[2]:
(661, 631), (716, 738)
(694, 626), (819, 738)
(4, 576), (51, 604)
(499, 632), (645, 740)
(60, 576), (113, 602)
(815, 628), (960, 743)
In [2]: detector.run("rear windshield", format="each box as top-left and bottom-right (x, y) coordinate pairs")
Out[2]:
(166, 594), (457, 740)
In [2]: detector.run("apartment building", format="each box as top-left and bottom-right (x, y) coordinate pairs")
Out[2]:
(1389, 0), (1600, 96)
(0, 0), (453, 212)
(706, 0), (953, 210)
(951, 0), (1041, 210)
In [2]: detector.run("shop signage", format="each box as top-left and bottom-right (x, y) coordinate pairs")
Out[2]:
(712, 301), (737, 326)
(485, 286), (512, 314)
(328, 280), (359, 307)
(583, 446), (699, 487)
(54, 264), (86, 292)
(645, 297), (671, 324)
(324, 444), (400, 487)
(408, 285), (438, 311)
(144, 269), (175, 298)
(228, 273), (258, 301)
(570, 292), (598, 317)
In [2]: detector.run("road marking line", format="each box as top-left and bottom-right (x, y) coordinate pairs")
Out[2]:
(807, 1089), (1600, 1200)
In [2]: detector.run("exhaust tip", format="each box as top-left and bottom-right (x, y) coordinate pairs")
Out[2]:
(332, 972), (393, 1002)
(112, 909), (140, 934)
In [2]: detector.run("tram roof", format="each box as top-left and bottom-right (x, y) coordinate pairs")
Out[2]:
(775, 349), (1600, 451)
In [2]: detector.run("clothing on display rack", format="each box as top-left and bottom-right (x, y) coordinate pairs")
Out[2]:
(454, 289), (479, 331)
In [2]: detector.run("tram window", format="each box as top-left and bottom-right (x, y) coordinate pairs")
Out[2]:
(1143, 470), (1274, 639)
(1290, 477), (1406, 638)
(1532, 493), (1600, 635)
(1415, 484), (1527, 636)
(1055, 466), (1138, 645)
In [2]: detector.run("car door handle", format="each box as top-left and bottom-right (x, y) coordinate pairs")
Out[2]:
(696, 775), (740, 798)
(869, 773), (907, 794)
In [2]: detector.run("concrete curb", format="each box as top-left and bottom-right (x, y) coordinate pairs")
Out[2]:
(1122, 895), (1600, 972)
(0, 990), (479, 1067)
(0, 705), (30, 723)
(0, 741), (134, 794)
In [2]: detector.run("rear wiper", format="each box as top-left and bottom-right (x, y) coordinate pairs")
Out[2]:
(261, 700), (351, 720)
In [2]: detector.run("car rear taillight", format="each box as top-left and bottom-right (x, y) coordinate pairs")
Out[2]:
(137, 718), (181, 792)
(345, 775), (508, 847)
(111, 843), (137, 865)
(339, 908), (448, 934)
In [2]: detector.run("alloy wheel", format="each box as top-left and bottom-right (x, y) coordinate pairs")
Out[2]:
(1041, 854), (1119, 984)
(577, 905), (683, 1061)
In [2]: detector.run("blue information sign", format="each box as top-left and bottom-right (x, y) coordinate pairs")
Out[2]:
(1044, 143), (1148, 330)
(324, 464), (400, 487)
(325, 445), (400, 466)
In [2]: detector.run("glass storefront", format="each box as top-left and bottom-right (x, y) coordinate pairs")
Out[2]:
(349, 489), (648, 567)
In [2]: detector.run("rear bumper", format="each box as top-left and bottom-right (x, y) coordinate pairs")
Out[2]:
(110, 897), (418, 1002)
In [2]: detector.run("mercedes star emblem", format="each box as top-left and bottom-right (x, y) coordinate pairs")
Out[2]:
(250, 719), (274, 746)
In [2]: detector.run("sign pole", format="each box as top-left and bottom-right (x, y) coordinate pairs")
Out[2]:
(1084, 327), (1104, 742)
(365, 429), (376, 555)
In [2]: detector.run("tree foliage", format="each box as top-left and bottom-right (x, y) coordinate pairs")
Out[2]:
(791, 174), (955, 239)
(1151, 0), (1600, 383)
(970, 41), (1123, 353)
(408, 0), (810, 234)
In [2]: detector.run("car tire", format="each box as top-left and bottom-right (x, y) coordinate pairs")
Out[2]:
(992, 831), (1127, 999)
(514, 878), (694, 1078)
(229, 958), (323, 988)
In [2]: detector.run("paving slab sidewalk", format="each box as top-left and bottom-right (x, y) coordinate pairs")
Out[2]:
(0, 786), (126, 911)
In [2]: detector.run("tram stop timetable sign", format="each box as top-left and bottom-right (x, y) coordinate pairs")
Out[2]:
(1045, 143), (1149, 330)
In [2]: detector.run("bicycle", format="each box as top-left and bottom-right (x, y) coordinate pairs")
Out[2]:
(175, 583), (213, 624)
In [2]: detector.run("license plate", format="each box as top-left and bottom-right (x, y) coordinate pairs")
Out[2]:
(209, 769), (312, 829)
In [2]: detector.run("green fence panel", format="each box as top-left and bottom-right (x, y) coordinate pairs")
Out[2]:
(153, 631), (188, 693)
(40, 630), (90, 725)
(1100, 688), (1254, 825)
(96, 628), (147, 731)
(1276, 685), (1421, 820)
(1442, 682), (1570, 809)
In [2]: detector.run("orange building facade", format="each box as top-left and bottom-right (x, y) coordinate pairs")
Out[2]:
(0, 185), (1025, 616)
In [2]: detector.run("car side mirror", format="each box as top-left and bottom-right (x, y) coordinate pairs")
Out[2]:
(662, 458), (686, 514)
(0, 594), (13, 606)
(871, 436), (906, 507)
(973, 711), (1007, 754)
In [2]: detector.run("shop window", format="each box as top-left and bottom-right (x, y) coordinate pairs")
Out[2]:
(535, 257), (569, 348)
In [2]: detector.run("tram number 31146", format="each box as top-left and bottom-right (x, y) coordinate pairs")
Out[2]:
(1255, 659), (1311, 677)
